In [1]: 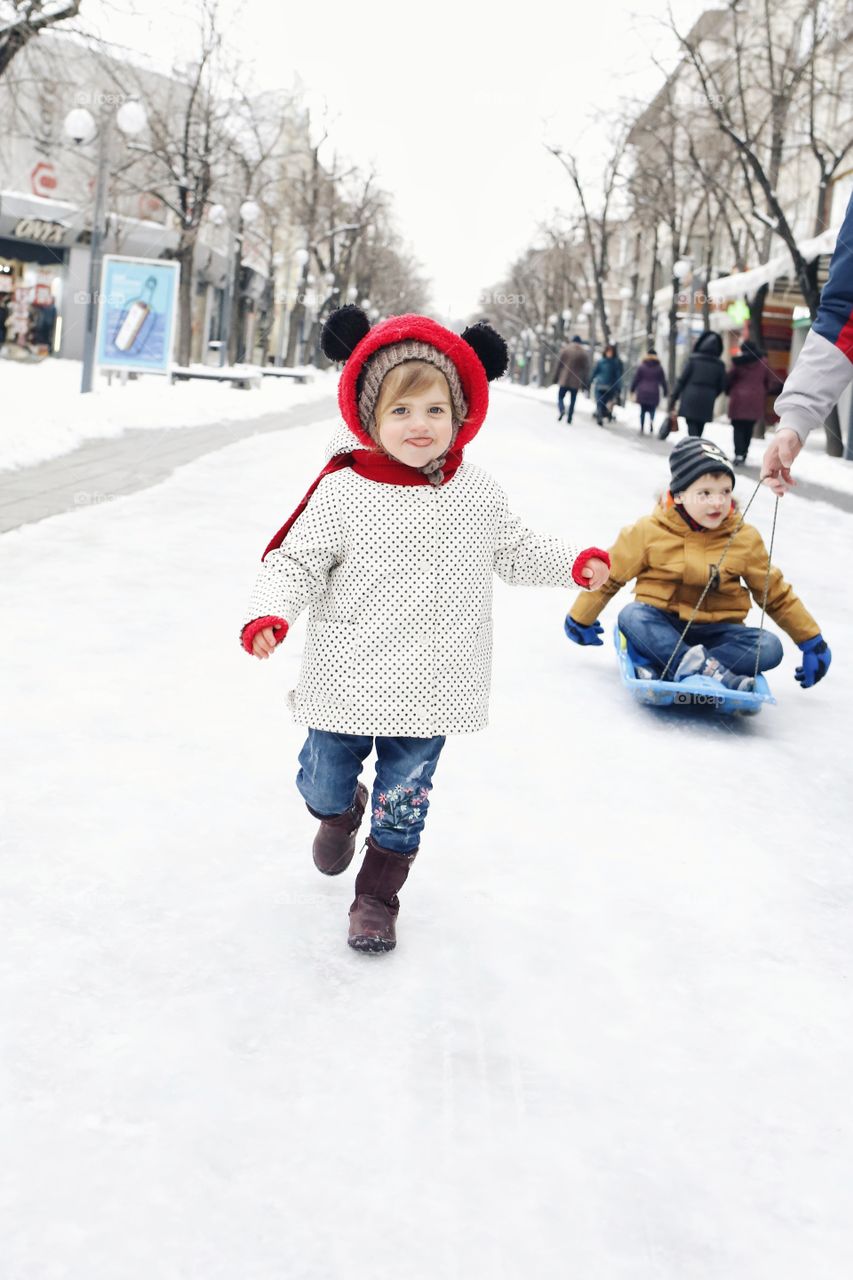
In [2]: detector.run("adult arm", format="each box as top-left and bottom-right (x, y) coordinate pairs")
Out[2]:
(772, 191), (853, 443)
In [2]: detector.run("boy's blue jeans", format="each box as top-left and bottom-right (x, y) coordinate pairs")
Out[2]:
(618, 601), (784, 674)
(296, 730), (446, 855)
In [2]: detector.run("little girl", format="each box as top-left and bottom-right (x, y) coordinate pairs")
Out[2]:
(241, 305), (610, 954)
(564, 436), (831, 692)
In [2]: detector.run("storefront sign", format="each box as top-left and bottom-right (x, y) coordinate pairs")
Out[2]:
(94, 254), (180, 375)
(30, 162), (58, 198)
(12, 217), (67, 245)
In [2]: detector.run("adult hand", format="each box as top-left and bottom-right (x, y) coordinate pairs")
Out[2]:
(564, 617), (604, 646)
(761, 428), (804, 496)
(795, 634), (831, 688)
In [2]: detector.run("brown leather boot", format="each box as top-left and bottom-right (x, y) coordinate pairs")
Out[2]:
(348, 836), (417, 954)
(310, 782), (369, 875)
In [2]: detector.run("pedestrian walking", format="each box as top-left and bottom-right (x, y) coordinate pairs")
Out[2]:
(240, 305), (610, 955)
(591, 344), (624, 425)
(669, 331), (727, 437)
(726, 339), (784, 464)
(630, 348), (668, 434)
(553, 335), (589, 423)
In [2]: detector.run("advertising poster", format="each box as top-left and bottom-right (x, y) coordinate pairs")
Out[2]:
(95, 255), (180, 374)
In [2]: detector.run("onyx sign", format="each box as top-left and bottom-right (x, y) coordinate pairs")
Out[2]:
(12, 217), (67, 245)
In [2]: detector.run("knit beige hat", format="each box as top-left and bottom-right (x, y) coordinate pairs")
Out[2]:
(357, 340), (469, 438)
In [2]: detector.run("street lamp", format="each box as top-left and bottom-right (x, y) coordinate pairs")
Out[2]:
(209, 197), (261, 366)
(64, 99), (148, 393)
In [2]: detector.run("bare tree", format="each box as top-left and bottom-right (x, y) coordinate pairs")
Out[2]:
(626, 84), (704, 384)
(546, 130), (628, 348)
(0, 0), (81, 79)
(803, 0), (853, 238)
(99, 1), (231, 365)
(669, 0), (824, 324)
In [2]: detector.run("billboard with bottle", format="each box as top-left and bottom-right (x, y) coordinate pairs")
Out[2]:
(95, 255), (180, 374)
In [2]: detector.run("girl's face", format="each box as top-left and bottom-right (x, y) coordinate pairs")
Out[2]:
(376, 377), (454, 467)
(677, 472), (733, 528)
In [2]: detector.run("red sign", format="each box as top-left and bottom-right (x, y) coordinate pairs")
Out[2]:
(31, 161), (58, 197)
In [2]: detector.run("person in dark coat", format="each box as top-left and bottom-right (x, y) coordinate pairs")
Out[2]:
(630, 348), (668, 433)
(670, 330), (726, 436)
(725, 339), (784, 464)
(553, 335), (590, 423)
(591, 344), (624, 425)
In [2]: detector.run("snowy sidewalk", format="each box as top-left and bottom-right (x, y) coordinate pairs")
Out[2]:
(0, 392), (338, 533)
(2, 386), (852, 1279)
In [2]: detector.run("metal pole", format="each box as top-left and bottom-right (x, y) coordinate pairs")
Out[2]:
(80, 114), (111, 394)
(275, 256), (293, 367)
(219, 229), (235, 369)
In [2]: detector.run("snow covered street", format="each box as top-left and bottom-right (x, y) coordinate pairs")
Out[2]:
(2, 387), (851, 1279)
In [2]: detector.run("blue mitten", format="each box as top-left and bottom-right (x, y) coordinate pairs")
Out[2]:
(564, 616), (604, 646)
(795, 634), (831, 688)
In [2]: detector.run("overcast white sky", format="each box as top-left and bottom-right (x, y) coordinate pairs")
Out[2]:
(83, 0), (714, 319)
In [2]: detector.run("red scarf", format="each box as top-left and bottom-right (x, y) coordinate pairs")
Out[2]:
(262, 447), (464, 559)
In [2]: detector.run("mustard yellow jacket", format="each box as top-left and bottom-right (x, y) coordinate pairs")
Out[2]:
(570, 499), (819, 643)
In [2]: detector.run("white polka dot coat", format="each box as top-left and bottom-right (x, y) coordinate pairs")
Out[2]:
(243, 428), (585, 737)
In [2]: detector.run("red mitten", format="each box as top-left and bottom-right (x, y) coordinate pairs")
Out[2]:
(571, 547), (611, 588)
(241, 616), (288, 655)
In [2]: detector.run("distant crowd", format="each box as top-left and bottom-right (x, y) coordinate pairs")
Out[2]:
(552, 332), (783, 466)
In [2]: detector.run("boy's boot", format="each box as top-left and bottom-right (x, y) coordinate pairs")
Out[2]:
(674, 644), (755, 692)
(309, 782), (368, 875)
(348, 836), (417, 954)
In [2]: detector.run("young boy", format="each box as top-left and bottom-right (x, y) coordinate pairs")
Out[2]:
(241, 306), (610, 954)
(564, 437), (831, 692)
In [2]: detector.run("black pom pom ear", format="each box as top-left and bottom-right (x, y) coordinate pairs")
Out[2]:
(460, 321), (509, 381)
(320, 305), (372, 363)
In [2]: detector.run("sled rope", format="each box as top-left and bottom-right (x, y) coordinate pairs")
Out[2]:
(659, 477), (780, 681)
(752, 490), (780, 679)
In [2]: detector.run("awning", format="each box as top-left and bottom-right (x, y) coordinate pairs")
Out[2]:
(0, 189), (81, 226)
(707, 225), (840, 301)
(106, 213), (180, 257)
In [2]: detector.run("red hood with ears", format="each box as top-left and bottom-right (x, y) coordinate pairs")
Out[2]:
(337, 313), (492, 449)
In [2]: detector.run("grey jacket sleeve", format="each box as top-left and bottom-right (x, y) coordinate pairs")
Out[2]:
(775, 191), (853, 440)
(774, 330), (853, 441)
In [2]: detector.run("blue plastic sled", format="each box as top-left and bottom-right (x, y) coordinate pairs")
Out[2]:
(613, 625), (776, 716)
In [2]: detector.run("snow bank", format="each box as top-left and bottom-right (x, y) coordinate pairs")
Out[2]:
(0, 357), (338, 473)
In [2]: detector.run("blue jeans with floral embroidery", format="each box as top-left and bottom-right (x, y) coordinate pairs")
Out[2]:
(296, 730), (446, 855)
